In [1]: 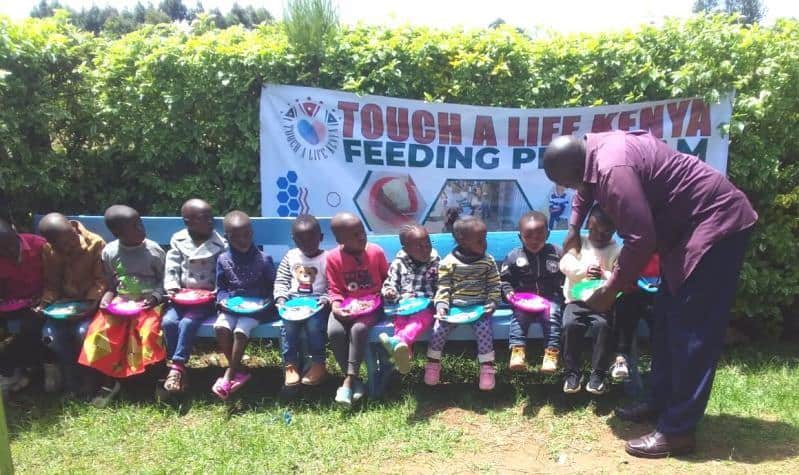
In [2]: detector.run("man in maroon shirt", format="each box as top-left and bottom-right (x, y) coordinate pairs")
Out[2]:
(0, 218), (47, 392)
(542, 130), (757, 458)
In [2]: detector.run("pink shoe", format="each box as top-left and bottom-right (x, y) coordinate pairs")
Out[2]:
(479, 364), (496, 391)
(212, 377), (231, 400)
(229, 372), (252, 394)
(424, 362), (441, 386)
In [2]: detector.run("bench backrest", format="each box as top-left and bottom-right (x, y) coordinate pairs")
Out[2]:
(36, 215), (601, 263)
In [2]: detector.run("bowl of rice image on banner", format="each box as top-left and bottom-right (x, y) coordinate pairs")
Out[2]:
(359, 173), (426, 232)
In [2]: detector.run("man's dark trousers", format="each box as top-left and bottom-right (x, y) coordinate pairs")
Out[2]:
(649, 228), (752, 435)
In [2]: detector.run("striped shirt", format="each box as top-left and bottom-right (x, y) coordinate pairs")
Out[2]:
(434, 248), (501, 311)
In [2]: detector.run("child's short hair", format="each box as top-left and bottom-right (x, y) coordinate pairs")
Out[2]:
(398, 223), (426, 247)
(452, 216), (485, 242)
(180, 198), (211, 216)
(223, 210), (250, 228)
(519, 210), (549, 229)
(330, 212), (362, 241)
(587, 204), (614, 229)
(292, 214), (321, 235)
(104, 205), (139, 235)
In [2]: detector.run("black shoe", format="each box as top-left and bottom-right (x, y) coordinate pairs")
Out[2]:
(585, 370), (607, 395)
(563, 371), (581, 394)
(615, 401), (660, 423)
(625, 430), (696, 458)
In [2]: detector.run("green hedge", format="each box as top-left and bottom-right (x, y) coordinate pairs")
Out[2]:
(1, 14), (797, 337)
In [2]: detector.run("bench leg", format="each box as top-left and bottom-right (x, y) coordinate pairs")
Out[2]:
(364, 341), (394, 399)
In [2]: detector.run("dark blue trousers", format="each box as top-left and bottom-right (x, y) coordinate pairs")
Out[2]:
(650, 228), (752, 435)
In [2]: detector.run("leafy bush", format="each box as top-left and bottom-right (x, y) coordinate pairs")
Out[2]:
(0, 14), (796, 336)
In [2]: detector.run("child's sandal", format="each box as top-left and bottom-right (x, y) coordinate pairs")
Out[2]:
(164, 366), (184, 393)
(211, 377), (231, 400)
(229, 372), (252, 394)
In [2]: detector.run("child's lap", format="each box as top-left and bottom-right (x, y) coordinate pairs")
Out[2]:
(564, 302), (609, 319)
(164, 303), (216, 322)
(214, 312), (260, 335)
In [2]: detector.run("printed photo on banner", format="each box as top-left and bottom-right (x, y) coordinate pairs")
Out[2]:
(546, 185), (574, 230)
(424, 180), (533, 233)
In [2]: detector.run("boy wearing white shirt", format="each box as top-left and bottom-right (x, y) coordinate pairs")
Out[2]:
(559, 205), (620, 395)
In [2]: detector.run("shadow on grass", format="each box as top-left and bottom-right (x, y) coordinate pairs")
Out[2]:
(518, 377), (620, 419)
(607, 413), (799, 464)
(405, 381), (518, 424)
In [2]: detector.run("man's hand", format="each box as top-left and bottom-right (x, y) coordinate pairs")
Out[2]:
(483, 302), (496, 315)
(505, 290), (515, 302)
(586, 265), (603, 280)
(585, 285), (616, 313)
(563, 227), (582, 255)
(436, 306), (448, 319)
(275, 297), (287, 307)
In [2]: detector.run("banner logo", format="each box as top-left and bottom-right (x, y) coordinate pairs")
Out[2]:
(281, 98), (340, 160)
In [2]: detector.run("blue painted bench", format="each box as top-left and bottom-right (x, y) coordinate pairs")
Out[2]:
(27, 215), (646, 398)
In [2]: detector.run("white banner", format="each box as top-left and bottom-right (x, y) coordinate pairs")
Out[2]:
(261, 84), (732, 233)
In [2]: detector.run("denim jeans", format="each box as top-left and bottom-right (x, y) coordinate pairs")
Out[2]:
(162, 304), (215, 363)
(508, 301), (563, 349)
(41, 317), (90, 390)
(281, 308), (329, 366)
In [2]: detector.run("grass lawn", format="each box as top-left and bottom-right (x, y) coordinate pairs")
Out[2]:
(5, 341), (799, 474)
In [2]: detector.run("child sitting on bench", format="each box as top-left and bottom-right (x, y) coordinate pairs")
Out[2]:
(0, 218), (46, 393)
(426, 216), (501, 391)
(326, 212), (388, 406)
(273, 215), (330, 388)
(379, 223), (439, 375)
(212, 210), (276, 400)
(38, 213), (106, 395)
(501, 211), (565, 374)
(162, 199), (227, 394)
(79, 205), (167, 408)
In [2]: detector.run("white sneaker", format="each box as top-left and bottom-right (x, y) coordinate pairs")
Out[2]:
(43, 363), (62, 393)
(0, 369), (29, 393)
(610, 356), (629, 381)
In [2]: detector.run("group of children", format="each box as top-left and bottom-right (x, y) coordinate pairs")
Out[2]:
(0, 199), (656, 407)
